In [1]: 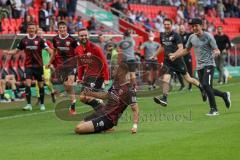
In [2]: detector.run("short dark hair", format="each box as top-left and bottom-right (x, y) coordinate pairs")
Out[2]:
(98, 33), (103, 38)
(124, 29), (132, 37)
(163, 18), (173, 24)
(58, 21), (67, 27)
(188, 18), (202, 25)
(78, 28), (88, 32)
(27, 22), (36, 27)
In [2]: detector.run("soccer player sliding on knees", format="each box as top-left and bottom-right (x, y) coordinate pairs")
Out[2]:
(75, 63), (139, 134)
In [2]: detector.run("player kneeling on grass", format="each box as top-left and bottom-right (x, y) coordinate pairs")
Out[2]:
(75, 63), (139, 134)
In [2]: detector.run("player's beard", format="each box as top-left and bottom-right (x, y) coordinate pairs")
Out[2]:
(80, 39), (88, 46)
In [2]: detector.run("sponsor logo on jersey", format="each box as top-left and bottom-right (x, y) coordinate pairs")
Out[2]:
(66, 41), (70, 46)
(26, 46), (38, 50)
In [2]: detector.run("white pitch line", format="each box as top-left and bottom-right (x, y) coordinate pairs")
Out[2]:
(0, 82), (239, 121)
(0, 110), (54, 120)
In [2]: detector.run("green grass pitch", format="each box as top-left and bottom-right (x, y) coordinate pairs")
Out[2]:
(0, 80), (239, 160)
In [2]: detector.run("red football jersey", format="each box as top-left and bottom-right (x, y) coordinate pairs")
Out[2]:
(17, 35), (48, 67)
(75, 41), (109, 81)
(52, 34), (78, 68)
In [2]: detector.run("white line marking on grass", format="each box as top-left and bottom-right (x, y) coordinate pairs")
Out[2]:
(0, 82), (239, 121)
(0, 110), (54, 120)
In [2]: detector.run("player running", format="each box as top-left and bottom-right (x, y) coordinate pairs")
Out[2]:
(150, 18), (206, 107)
(75, 28), (109, 112)
(48, 21), (78, 114)
(3, 22), (53, 111)
(75, 63), (139, 134)
(169, 18), (231, 116)
(179, 25), (193, 91)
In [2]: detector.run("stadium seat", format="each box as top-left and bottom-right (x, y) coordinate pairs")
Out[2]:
(129, 4), (177, 20)
(10, 19), (16, 26)
(224, 18), (240, 25)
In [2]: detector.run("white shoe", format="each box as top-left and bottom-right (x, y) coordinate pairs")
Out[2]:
(1, 99), (11, 103)
(23, 104), (32, 111)
(40, 104), (46, 111)
(206, 108), (219, 116)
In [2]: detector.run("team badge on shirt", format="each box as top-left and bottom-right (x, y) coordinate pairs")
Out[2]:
(34, 41), (38, 45)
(87, 52), (92, 56)
(66, 41), (70, 46)
(169, 36), (174, 41)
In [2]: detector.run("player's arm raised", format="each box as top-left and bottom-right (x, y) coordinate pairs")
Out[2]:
(131, 103), (139, 134)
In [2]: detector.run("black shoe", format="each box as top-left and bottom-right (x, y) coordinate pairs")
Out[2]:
(153, 96), (167, 107)
(51, 93), (56, 103)
(178, 86), (185, 91)
(148, 86), (153, 91)
(223, 92), (231, 109)
(199, 85), (207, 102)
(152, 85), (156, 89)
(206, 108), (219, 116)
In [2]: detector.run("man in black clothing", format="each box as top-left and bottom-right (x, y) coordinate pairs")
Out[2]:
(214, 26), (231, 84)
(179, 25), (193, 90)
(39, 2), (50, 32)
(110, 0), (124, 16)
(151, 18), (206, 107)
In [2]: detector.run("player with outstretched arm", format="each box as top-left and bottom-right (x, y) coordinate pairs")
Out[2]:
(3, 22), (53, 111)
(75, 63), (139, 134)
(169, 18), (231, 116)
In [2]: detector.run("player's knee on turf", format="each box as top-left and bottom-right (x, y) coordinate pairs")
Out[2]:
(75, 121), (94, 134)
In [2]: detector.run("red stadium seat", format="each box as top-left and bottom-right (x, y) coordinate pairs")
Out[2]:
(224, 18), (240, 25)
(10, 18), (16, 26)
(129, 4), (177, 21)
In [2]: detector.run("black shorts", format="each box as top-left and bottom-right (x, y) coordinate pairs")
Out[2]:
(126, 60), (137, 72)
(161, 58), (187, 75)
(1, 69), (17, 80)
(145, 60), (158, 71)
(84, 112), (114, 133)
(81, 76), (104, 92)
(25, 67), (43, 81)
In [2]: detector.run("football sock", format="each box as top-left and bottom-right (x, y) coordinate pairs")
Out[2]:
(25, 86), (31, 104)
(39, 87), (45, 105)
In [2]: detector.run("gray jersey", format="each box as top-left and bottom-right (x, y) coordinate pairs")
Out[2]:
(141, 41), (160, 60)
(186, 32), (217, 70)
(118, 37), (135, 61)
